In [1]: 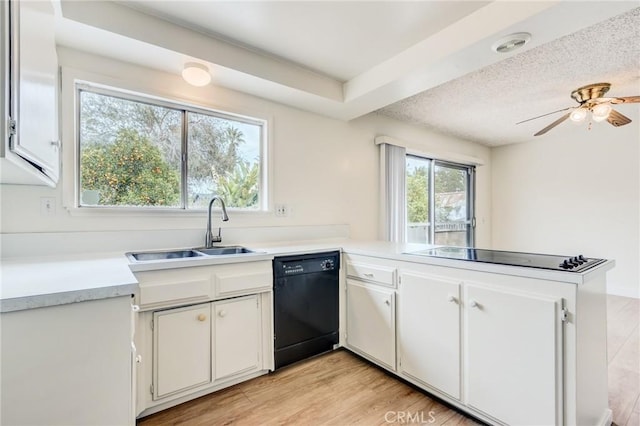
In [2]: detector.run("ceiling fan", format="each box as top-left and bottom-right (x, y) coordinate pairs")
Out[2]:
(517, 82), (640, 136)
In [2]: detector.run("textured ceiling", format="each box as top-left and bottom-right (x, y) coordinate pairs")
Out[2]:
(377, 7), (640, 147)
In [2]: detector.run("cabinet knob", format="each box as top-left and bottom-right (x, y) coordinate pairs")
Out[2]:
(364, 273), (374, 278)
(197, 314), (207, 321)
(384, 299), (391, 306)
(50, 140), (60, 148)
(447, 295), (458, 303)
(469, 300), (479, 308)
(218, 310), (227, 318)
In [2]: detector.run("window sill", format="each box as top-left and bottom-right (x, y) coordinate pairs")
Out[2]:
(66, 205), (274, 218)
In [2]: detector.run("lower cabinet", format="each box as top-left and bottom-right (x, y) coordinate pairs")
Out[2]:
(464, 283), (562, 425)
(214, 296), (261, 380)
(135, 260), (273, 417)
(345, 254), (571, 426)
(398, 271), (461, 399)
(1, 296), (134, 426)
(153, 303), (212, 399)
(346, 279), (396, 369)
(152, 295), (262, 401)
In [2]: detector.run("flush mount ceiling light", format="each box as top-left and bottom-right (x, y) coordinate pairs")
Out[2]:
(182, 62), (211, 87)
(491, 32), (531, 53)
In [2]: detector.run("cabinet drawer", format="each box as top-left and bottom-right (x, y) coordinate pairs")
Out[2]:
(214, 262), (272, 297)
(346, 261), (396, 287)
(137, 269), (213, 309)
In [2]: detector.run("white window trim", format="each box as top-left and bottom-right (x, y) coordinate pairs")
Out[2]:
(60, 66), (273, 217)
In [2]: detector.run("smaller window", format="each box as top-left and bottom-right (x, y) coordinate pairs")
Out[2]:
(77, 85), (266, 211)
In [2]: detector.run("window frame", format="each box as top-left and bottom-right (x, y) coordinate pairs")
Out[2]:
(74, 82), (268, 213)
(406, 154), (475, 247)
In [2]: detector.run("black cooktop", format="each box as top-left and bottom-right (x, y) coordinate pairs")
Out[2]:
(406, 247), (605, 272)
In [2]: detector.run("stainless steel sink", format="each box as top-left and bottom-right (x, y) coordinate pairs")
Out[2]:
(127, 246), (257, 262)
(128, 249), (204, 262)
(197, 246), (255, 256)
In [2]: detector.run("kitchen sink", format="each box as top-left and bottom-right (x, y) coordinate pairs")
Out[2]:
(128, 249), (204, 261)
(127, 246), (257, 262)
(197, 246), (255, 255)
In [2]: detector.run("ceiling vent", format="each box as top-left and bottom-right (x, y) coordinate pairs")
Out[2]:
(491, 32), (532, 53)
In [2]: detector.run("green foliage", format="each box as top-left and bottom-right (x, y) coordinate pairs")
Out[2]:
(187, 113), (243, 181)
(435, 166), (466, 192)
(406, 166), (429, 223)
(81, 129), (180, 206)
(216, 161), (260, 208)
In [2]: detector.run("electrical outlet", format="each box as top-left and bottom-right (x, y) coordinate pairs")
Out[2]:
(40, 197), (56, 216)
(275, 204), (289, 217)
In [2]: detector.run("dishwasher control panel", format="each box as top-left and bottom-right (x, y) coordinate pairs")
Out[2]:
(274, 252), (340, 277)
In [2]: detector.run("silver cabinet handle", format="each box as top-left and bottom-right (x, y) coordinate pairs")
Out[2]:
(384, 299), (391, 306)
(50, 140), (60, 147)
(447, 295), (458, 303)
(469, 300), (479, 308)
(364, 273), (374, 278)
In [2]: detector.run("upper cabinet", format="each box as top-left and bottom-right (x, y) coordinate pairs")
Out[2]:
(1, 0), (60, 186)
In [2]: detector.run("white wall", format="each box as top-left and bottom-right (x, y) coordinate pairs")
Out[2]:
(491, 120), (640, 298)
(0, 48), (491, 249)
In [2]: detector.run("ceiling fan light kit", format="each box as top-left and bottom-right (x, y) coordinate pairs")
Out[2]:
(518, 82), (639, 136)
(569, 108), (587, 122)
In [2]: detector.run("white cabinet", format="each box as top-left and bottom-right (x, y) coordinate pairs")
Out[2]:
(398, 271), (461, 399)
(1, 0), (60, 186)
(464, 283), (562, 426)
(346, 279), (396, 369)
(214, 295), (261, 380)
(1, 296), (134, 426)
(135, 261), (273, 418)
(153, 303), (212, 399)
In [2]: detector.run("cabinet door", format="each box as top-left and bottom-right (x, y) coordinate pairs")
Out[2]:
(10, 0), (59, 180)
(153, 303), (211, 399)
(214, 295), (261, 380)
(346, 279), (396, 369)
(399, 272), (461, 399)
(464, 284), (562, 425)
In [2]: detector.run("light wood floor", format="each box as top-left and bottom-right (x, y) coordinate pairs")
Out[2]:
(139, 295), (639, 426)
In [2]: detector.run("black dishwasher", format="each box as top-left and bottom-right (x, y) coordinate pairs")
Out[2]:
(273, 251), (340, 369)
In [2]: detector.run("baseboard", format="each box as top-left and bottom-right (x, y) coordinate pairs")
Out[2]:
(607, 284), (640, 299)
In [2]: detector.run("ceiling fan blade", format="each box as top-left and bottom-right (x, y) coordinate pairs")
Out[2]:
(609, 96), (640, 104)
(516, 106), (573, 125)
(607, 109), (632, 127)
(534, 113), (571, 136)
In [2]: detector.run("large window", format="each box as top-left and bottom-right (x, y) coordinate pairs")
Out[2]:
(406, 155), (475, 246)
(77, 84), (266, 210)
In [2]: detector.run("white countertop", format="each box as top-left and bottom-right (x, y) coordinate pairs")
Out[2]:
(0, 239), (615, 313)
(0, 253), (137, 313)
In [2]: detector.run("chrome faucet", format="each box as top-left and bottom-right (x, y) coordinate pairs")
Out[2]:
(205, 197), (229, 248)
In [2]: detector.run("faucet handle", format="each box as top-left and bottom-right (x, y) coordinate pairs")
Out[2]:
(211, 227), (223, 243)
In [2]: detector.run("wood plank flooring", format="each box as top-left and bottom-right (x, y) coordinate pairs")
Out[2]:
(139, 295), (639, 426)
(138, 350), (479, 426)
